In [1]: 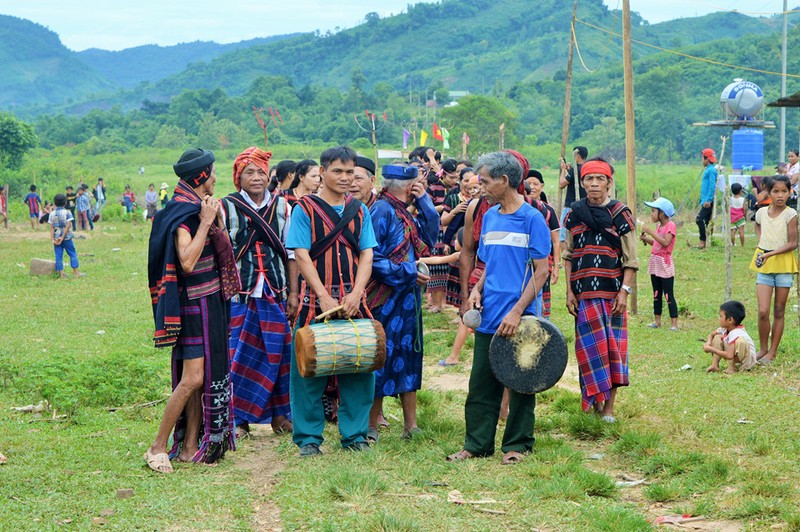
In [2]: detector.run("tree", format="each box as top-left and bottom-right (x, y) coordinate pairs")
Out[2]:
(0, 113), (37, 169)
(438, 96), (517, 156)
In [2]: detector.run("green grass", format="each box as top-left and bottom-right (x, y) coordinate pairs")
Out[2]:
(2, 151), (800, 529)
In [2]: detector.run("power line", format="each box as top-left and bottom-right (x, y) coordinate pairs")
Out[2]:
(574, 16), (800, 79)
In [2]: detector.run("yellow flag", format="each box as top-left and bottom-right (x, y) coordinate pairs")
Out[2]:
(420, 129), (429, 146)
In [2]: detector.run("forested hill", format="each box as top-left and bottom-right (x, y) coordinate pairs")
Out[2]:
(0, 14), (295, 110)
(0, 0), (784, 114)
(76, 34), (300, 89)
(0, 16), (115, 109)
(133, 0), (776, 104)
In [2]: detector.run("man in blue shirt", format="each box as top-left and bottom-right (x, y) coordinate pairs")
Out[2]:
(696, 148), (718, 249)
(286, 145), (378, 457)
(447, 151), (551, 465)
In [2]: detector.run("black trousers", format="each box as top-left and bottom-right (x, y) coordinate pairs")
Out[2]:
(696, 205), (712, 242)
(650, 275), (678, 319)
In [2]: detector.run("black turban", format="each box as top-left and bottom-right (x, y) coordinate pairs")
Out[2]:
(173, 148), (215, 187)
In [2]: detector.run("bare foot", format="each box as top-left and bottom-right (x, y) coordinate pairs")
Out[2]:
(177, 448), (198, 462)
(724, 366), (736, 375)
(755, 349), (767, 360)
(592, 401), (605, 415)
(706, 365), (719, 373)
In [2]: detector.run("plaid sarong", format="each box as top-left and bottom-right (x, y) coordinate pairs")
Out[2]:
(574, 298), (629, 412)
(229, 292), (292, 426)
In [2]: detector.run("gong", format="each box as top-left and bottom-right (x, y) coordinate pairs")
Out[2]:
(489, 315), (568, 394)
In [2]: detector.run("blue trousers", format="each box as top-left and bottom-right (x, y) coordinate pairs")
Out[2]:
(289, 336), (374, 448)
(54, 240), (79, 272)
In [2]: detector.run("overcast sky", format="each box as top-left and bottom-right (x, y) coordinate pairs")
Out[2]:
(0, 1), (787, 51)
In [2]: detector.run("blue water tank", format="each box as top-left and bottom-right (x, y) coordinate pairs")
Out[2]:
(731, 128), (764, 170)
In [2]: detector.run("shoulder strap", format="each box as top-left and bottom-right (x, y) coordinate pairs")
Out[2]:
(226, 193), (288, 262)
(306, 195), (362, 261)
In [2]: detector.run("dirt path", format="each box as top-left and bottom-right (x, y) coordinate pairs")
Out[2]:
(426, 356), (582, 395)
(232, 426), (286, 531)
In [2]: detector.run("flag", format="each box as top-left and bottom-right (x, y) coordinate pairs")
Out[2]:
(402, 129), (411, 150)
(432, 123), (443, 141)
(442, 128), (450, 150)
(462, 132), (470, 145)
(420, 129), (429, 146)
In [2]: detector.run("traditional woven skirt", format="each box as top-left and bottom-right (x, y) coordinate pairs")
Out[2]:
(229, 293), (292, 426)
(427, 228), (448, 292)
(170, 289), (235, 463)
(445, 262), (462, 307)
(574, 298), (629, 412)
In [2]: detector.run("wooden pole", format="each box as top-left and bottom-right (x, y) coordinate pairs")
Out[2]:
(622, 0), (638, 315)
(718, 136), (731, 300)
(559, 0), (578, 218)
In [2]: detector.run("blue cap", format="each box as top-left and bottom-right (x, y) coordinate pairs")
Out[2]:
(644, 197), (675, 217)
(382, 164), (418, 180)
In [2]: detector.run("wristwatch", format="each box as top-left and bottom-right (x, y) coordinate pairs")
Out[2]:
(621, 284), (632, 294)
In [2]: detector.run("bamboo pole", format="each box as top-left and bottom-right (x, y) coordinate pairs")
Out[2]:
(718, 136), (731, 300)
(558, 0), (579, 218)
(622, 0), (638, 315)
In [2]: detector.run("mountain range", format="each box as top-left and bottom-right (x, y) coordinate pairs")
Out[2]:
(0, 0), (794, 117)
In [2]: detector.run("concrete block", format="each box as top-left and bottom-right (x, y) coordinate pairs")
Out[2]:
(30, 258), (56, 276)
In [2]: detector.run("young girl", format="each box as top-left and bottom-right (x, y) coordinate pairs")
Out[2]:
(639, 197), (679, 331)
(750, 174), (798, 364)
(730, 183), (746, 246)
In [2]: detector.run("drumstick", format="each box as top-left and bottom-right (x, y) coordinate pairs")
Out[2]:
(315, 305), (344, 321)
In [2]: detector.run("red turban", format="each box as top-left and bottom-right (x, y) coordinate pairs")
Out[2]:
(505, 149), (530, 194)
(232, 147), (272, 191)
(580, 160), (613, 180)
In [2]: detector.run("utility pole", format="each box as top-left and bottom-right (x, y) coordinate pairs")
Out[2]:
(622, 0), (638, 315)
(780, 0), (788, 161)
(559, 0), (578, 218)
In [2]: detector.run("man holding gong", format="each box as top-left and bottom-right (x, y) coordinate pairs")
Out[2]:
(447, 151), (550, 465)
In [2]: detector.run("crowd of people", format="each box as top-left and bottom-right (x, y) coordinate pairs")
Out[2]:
(142, 143), (645, 473)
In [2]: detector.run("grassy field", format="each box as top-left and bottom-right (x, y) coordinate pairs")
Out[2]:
(1, 150), (799, 530)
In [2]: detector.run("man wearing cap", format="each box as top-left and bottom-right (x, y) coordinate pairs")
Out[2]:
(696, 148), (718, 249)
(447, 152), (550, 465)
(366, 164), (439, 441)
(221, 147), (295, 439)
(563, 157), (637, 423)
(146, 148), (240, 473)
(351, 156), (377, 208)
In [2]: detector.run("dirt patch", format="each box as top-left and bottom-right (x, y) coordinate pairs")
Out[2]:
(427, 372), (469, 392)
(232, 425), (286, 531)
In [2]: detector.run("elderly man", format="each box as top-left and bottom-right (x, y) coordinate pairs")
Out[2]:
(350, 156), (377, 208)
(146, 148), (239, 473)
(366, 164), (439, 441)
(222, 147), (296, 439)
(563, 158), (637, 422)
(447, 152), (551, 465)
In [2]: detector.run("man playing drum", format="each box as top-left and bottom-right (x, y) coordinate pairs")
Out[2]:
(285, 146), (378, 456)
(222, 147), (296, 439)
(447, 151), (551, 465)
(366, 164), (439, 441)
(563, 158), (637, 422)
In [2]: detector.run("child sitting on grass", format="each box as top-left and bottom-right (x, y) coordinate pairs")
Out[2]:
(704, 300), (756, 374)
(48, 193), (85, 279)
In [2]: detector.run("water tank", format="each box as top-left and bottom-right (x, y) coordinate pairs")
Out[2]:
(731, 128), (764, 170)
(720, 79), (764, 119)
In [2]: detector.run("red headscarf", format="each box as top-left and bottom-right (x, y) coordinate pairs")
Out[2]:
(580, 160), (613, 180)
(505, 149), (530, 194)
(232, 147), (272, 191)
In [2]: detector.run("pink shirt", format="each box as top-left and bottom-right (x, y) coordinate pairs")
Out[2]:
(648, 221), (676, 278)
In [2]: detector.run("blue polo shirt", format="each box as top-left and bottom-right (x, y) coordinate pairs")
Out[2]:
(476, 202), (551, 334)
